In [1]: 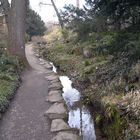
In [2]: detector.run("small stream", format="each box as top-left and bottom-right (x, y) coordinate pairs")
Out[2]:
(50, 62), (96, 140)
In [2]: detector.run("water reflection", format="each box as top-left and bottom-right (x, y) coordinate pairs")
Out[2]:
(50, 62), (57, 73)
(69, 107), (96, 140)
(50, 62), (96, 140)
(59, 76), (96, 140)
(59, 76), (80, 107)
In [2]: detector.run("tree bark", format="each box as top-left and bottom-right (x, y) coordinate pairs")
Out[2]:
(9, 0), (26, 58)
(0, 0), (10, 28)
(1, 0), (29, 67)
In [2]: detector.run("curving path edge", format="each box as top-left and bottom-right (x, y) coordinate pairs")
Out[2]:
(0, 44), (79, 140)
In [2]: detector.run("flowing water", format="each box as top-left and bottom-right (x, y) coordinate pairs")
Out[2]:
(50, 62), (96, 140)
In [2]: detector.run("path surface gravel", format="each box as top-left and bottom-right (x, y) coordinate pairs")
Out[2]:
(0, 44), (54, 140)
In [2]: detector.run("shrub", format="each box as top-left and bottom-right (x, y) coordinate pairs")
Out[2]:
(109, 32), (140, 60)
(26, 8), (46, 39)
(0, 42), (21, 115)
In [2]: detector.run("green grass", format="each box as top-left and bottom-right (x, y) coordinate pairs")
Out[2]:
(0, 80), (18, 112)
(38, 29), (140, 139)
(0, 42), (21, 115)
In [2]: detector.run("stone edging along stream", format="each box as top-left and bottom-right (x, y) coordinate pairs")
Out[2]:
(35, 53), (80, 140)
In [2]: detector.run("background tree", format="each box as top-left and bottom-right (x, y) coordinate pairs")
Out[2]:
(89, 0), (140, 30)
(40, 0), (64, 29)
(61, 0), (140, 37)
(60, 4), (108, 40)
(26, 8), (46, 40)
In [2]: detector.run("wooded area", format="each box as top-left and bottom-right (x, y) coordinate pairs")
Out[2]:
(0, 0), (140, 140)
(37, 0), (140, 139)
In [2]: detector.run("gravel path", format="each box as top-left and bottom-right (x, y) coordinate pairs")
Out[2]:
(0, 44), (54, 140)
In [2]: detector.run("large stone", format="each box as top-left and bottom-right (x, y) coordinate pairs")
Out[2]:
(44, 63), (53, 70)
(48, 90), (62, 95)
(45, 75), (59, 81)
(45, 71), (54, 76)
(39, 58), (44, 62)
(44, 103), (67, 119)
(51, 119), (70, 132)
(35, 53), (39, 57)
(49, 82), (63, 90)
(38, 58), (46, 65)
(50, 79), (60, 84)
(83, 48), (92, 58)
(52, 132), (80, 140)
(46, 90), (63, 103)
(39, 62), (45, 65)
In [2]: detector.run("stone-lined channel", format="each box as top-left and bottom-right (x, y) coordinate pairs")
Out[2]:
(50, 62), (96, 140)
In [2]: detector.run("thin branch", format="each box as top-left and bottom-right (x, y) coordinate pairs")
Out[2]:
(39, 0), (64, 29)
(39, 2), (52, 7)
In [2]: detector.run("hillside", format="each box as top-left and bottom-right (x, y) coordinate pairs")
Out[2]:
(36, 25), (140, 139)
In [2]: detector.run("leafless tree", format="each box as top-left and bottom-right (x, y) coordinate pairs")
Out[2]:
(40, 0), (64, 29)
(76, 0), (79, 8)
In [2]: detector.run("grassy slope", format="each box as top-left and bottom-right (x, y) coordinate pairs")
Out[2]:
(38, 27), (140, 139)
(0, 41), (22, 116)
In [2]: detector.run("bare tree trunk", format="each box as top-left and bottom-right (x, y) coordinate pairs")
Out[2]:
(50, 0), (64, 29)
(76, 0), (80, 8)
(1, 0), (29, 67)
(40, 0), (64, 29)
(9, 0), (26, 58)
(0, 0), (10, 29)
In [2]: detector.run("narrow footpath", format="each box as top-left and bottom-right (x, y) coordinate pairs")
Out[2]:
(0, 44), (54, 140)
